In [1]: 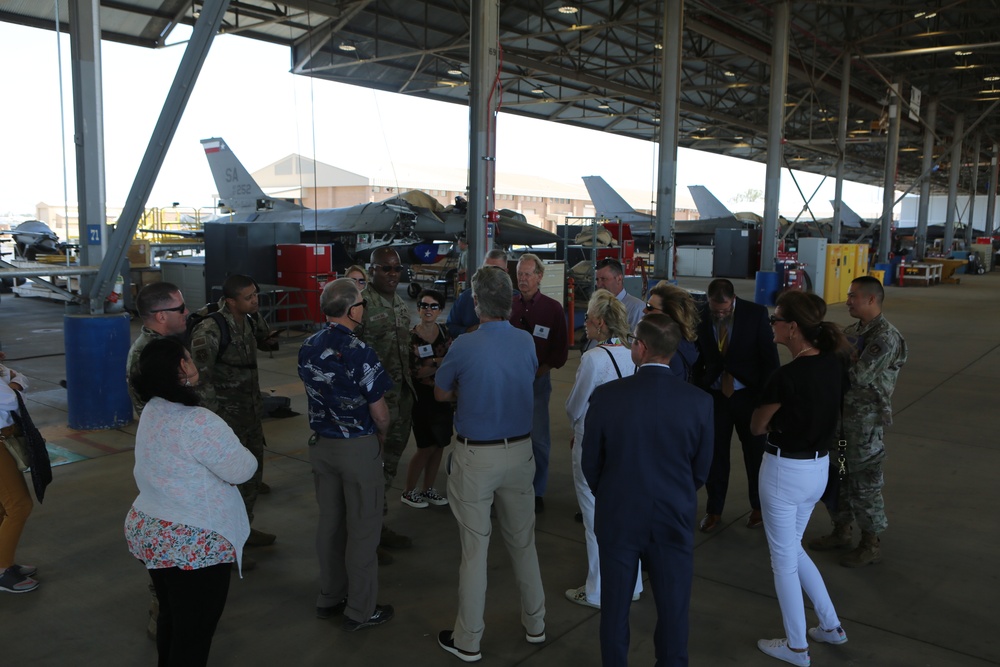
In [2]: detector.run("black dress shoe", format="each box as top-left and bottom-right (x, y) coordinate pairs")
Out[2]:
(316, 598), (347, 619)
(699, 513), (721, 533)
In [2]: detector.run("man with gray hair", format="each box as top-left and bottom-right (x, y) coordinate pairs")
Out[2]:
(446, 249), (509, 338)
(435, 266), (546, 662)
(298, 278), (394, 631)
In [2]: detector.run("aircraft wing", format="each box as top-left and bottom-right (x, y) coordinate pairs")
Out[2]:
(138, 228), (204, 238)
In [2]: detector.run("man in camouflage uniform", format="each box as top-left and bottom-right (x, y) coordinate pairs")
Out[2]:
(355, 247), (415, 559)
(191, 274), (279, 549)
(125, 281), (190, 640)
(810, 275), (907, 567)
(127, 282), (190, 416)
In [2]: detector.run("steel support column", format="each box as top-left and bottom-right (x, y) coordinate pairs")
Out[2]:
(916, 99), (937, 259)
(69, 0), (108, 281)
(761, 1), (790, 271)
(943, 114), (964, 251)
(832, 52), (851, 243)
(878, 81), (901, 264)
(966, 132), (981, 246)
(654, 0), (683, 280)
(86, 0), (230, 311)
(467, 0), (499, 276)
(986, 143), (998, 237)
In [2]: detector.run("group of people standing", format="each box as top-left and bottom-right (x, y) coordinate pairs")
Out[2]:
(114, 246), (905, 667)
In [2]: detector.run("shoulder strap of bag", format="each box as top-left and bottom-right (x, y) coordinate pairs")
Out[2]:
(599, 345), (623, 378)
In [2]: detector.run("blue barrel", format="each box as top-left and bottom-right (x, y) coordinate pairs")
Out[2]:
(874, 262), (893, 285)
(64, 314), (133, 429)
(754, 271), (781, 306)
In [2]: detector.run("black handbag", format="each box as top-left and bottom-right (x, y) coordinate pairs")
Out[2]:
(10, 392), (52, 503)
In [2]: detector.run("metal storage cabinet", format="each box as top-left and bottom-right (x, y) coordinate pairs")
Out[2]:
(712, 228), (759, 278)
(160, 256), (206, 305)
(204, 222), (301, 301)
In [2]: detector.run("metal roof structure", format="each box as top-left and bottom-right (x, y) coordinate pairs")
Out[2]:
(4, 1), (1000, 197)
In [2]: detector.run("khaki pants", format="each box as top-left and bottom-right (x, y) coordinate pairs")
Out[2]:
(0, 444), (33, 569)
(446, 437), (545, 652)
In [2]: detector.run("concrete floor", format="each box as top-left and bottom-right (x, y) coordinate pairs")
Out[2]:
(0, 274), (997, 666)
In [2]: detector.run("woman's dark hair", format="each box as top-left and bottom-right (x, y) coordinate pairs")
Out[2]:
(775, 290), (852, 358)
(133, 337), (199, 407)
(417, 288), (446, 308)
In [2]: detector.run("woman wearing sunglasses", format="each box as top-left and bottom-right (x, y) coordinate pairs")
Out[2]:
(401, 289), (453, 509)
(563, 289), (643, 609)
(751, 291), (852, 666)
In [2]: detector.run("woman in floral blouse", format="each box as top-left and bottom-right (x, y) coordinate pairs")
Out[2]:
(125, 337), (256, 666)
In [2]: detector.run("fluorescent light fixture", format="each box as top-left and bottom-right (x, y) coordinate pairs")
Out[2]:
(447, 69), (463, 75)
(955, 50), (973, 56)
(724, 71), (736, 77)
(654, 43), (663, 50)
(597, 102), (610, 109)
(532, 88), (545, 94)
(984, 75), (1000, 82)
(558, 5), (578, 14)
(339, 43), (356, 52)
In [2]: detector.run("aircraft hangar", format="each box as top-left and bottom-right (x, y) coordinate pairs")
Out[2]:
(1, 3), (999, 666)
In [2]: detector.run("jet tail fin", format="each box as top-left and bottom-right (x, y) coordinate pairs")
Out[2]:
(200, 137), (301, 214)
(687, 185), (736, 220)
(582, 175), (641, 217)
(835, 201), (865, 228)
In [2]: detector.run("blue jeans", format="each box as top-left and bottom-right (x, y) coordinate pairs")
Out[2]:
(531, 373), (552, 497)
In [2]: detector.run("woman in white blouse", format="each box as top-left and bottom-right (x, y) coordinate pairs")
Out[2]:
(564, 290), (643, 609)
(125, 337), (256, 666)
(0, 357), (37, 594)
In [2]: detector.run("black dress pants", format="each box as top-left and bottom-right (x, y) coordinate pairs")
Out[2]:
(705, 388), (766, 515)
(148, 562), (232, 667)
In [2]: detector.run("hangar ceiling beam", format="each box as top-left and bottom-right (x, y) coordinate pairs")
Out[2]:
(291, 0), (375, 72)
(88, 0), (230, 309)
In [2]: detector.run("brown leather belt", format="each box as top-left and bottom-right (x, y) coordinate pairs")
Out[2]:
(457, 433), (530, 446)
(0, 424), (22, 438)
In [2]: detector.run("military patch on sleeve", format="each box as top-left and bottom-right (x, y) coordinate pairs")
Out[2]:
(863, 341), (883, 359)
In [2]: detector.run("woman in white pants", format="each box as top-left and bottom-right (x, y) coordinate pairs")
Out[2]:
(564, 289), (642, 609)
(751, 291), (852, 666)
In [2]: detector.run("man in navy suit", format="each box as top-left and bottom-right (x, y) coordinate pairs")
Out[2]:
(692, 279), (780, 533)
(582, 313), (713, 667)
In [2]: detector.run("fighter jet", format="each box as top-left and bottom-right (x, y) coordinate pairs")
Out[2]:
(581, 176), (747, 245)
(199, 137), (559, 254)
(3, 220), (67, 260)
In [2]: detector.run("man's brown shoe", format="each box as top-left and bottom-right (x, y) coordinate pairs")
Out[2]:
(746, 510), (764, 529)
(699, 514), (721, 533)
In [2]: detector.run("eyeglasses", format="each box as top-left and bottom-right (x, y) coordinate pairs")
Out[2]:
(350, 277), (367, 286)
(350, 299), (368, 310)
(418, 302), (441, 310)
(645, 302), (663, 313)
(374, 264), (402, 273)
(150, 302), (186, 314)
(625, 333), (644, 346)
(768, 315), (789, 324)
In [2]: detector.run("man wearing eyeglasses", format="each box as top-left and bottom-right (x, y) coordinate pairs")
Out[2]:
(510, 253), (568, 513)
(595, 258), (645, 330)
(582, 313), (713, 667)
(355, 247), (415, 559)
(446, 249), (508, 338)
(691, 278), (779, 533)
(191, 274), (279, 551)
(127, 282), (190, 417)
(298, 278), (395, 631)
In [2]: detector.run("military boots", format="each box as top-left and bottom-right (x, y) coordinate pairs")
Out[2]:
(839, 531), (882, 567)
(808, 523), (852, 551)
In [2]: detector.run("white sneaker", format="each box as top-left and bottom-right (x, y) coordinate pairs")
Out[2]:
(401, 490), (428, 508)
(757, 638), (810, 666)
(422, 487), (449, 506)
(808, 626), (848, 645)
(564, 585), (600, 609)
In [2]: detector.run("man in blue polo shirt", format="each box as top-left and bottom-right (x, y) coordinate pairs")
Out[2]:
(298, 278), (394, 632)
(435, 265), (546, 663)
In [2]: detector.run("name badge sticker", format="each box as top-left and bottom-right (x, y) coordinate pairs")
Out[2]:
(533, 324), (550, 340)
(417, 344), (434, 358)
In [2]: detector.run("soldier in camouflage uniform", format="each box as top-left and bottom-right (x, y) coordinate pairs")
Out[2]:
(355, 248), (415, 557)
(126, 282), (190, 417)
(125, 282), (190, 640)
(191, 275), (279, 549)
(810, 276), (907, 567)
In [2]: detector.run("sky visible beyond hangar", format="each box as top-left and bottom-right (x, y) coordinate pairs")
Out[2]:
(0, 21), (891, 222)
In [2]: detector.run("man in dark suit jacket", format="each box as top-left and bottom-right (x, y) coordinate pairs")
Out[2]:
(582, 313), (713, 667)
(692, 279), (780, 533)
